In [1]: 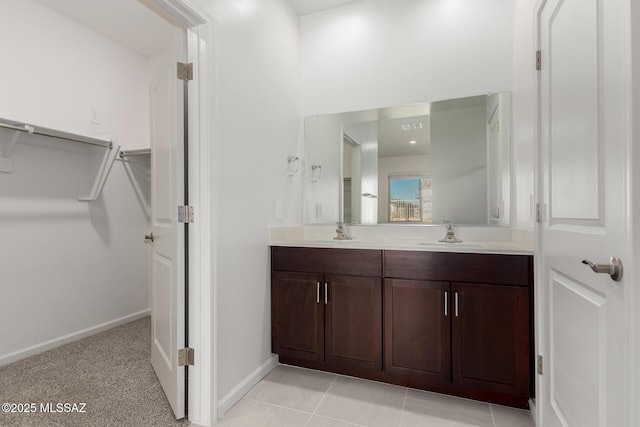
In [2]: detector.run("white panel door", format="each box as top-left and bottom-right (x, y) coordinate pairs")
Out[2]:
(539, 0), (629, 426)
(150, 27), (187, 419)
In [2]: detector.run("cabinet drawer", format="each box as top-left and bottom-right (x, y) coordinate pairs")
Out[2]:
(272, 246), (382, 277)
(383, 251), (532, 287)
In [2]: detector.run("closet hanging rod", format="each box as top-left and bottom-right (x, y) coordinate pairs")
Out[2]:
(0, 120), (112, 149)
(119, 148), (150, 158)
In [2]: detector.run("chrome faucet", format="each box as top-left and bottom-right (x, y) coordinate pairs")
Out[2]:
(333, 222), (352, 240)
(438, 221), (462, 243)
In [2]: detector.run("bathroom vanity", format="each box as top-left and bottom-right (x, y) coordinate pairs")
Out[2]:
(270, 244), (533, 408)
(286, 73), (531, 409)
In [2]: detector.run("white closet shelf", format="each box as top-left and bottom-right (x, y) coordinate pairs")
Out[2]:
(0, 117), (120, 201)
(0, 119), (112, 148)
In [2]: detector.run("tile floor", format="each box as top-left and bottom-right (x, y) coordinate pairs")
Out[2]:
(216, 365), (535, 427)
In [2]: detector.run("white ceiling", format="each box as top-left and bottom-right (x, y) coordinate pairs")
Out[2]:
(287, 0), (362, 16)
(36, 0), (362, 57)
(36, 0), (176, 56)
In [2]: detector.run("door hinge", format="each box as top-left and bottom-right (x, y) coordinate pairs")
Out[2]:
(537, 355), (543, 375)
(178, 205), (195, 223)
(536, 202), (543, 223)
(536, 50), (541, 71)
(178, 347), (195, 367)
(177, 62), (193, 81)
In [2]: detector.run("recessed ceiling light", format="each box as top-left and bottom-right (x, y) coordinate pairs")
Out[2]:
(409, 140), (417, 144)
(401, 124), (412, 131)
(413, 123), (423, 129)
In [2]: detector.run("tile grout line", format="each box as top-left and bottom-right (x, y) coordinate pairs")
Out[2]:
(313, 414), (369, 427)
(243, 397), (316, 416)
(331, 371), (407, 391)
(489, 403), (497, 427)
(397, 387), (409, 427)
(303, 374), (338, 427)
(241, 398), (362, 427)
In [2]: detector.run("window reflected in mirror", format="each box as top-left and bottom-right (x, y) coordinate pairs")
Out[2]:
(388, 175), (431, 223)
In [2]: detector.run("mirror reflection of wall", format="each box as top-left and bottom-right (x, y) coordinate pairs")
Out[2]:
(342, 135), (362, 224)
(303, 114), (342, 224)
(377, 103), (430, 223)
(486, 93), (511, 226)
(343, 114), (378, 225)
(304, 92), (512, 226)
(430, 96), (488, 225)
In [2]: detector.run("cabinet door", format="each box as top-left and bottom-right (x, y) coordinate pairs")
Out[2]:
(384, 279), (451, 383)
(272, 271), (324, 361)
(452, 282), (530, 396)
(325, 274), (382, 370)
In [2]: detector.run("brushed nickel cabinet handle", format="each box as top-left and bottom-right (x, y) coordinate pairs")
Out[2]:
(454, 291), (459, 317)
(316, 282), (321, 304)
(324, 283), (328, 305)
(444, 291), (448, 316)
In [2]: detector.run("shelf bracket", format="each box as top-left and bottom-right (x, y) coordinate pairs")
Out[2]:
(0, 125), (34, 173)
(77, 141), (121, 201)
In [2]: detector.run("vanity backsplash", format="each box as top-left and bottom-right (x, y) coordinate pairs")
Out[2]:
(269, 225), (534, 255)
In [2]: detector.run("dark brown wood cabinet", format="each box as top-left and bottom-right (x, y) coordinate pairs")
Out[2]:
(271, 247), (382, 371)
(271, 246), (533, 409)
(451, 282), (531, 397)
(384, 279), (450, 383)
(272, 271), (324, 361)
(325, 274), (382, 370)
(383, 250), (533, 407)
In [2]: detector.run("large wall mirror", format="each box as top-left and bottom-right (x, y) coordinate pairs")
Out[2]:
(304, 92), (512, 226)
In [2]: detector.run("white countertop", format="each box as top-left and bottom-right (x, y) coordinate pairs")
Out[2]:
(269, 238), (533, 255)
(269, 225), (534, 255)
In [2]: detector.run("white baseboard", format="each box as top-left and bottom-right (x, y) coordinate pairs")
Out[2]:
(217, 355), (279, 417)
(0, 309), (151, 367)
(529, 398), (537, 425)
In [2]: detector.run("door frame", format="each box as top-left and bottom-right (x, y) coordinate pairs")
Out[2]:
(631, 3), (640, 426)
(533, 3), (546, 425)
(146, 1), (214, 425)
(533, 0), (637, 425)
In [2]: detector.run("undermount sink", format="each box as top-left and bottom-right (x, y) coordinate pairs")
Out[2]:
(419, 241), (487, 249)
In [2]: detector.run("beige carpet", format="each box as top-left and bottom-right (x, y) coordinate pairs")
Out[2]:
(0, 317), (189, 426)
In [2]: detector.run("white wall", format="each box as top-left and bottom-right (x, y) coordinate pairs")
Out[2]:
(431, 105), (487, 224)
(0, 149), (150, 364)
(195, 0), (302, 412)
(301, 0), (513, 116)
(0, 0), (151, 151)
(0, 0), (150, 363)
(511, 0), (537, 229)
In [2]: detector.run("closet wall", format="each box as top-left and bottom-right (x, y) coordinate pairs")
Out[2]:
(0, 0), (151, 365)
